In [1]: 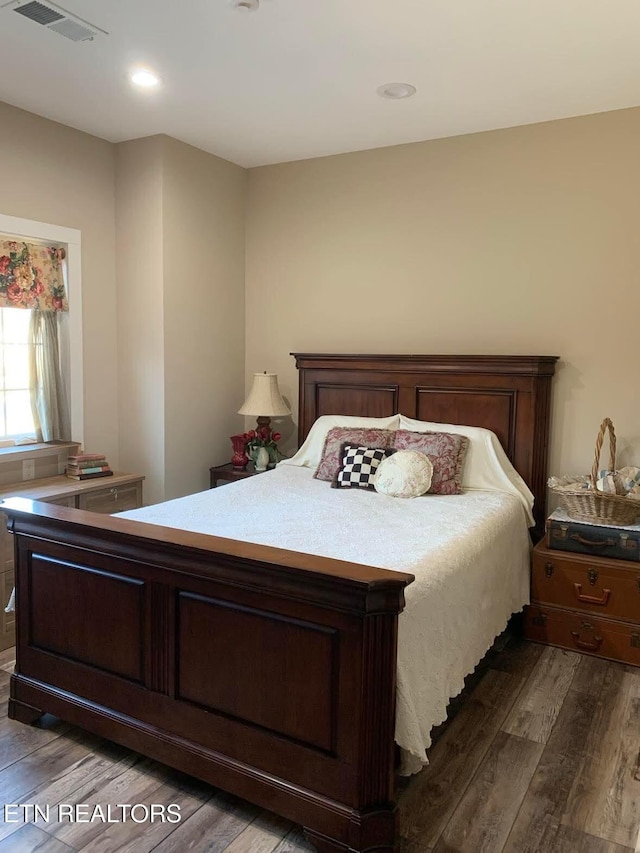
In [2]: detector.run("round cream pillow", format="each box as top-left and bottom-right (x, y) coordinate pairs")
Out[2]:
(373, 450), (433, 498)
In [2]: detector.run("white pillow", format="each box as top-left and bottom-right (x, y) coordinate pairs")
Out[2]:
(281, 414), (400, 470)
(398, 415), (534, 525)
(373, 450), (433, 499)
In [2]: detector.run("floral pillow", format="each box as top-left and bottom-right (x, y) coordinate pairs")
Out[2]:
(314, 427), (396, 481)
(393, 430), (469, 495)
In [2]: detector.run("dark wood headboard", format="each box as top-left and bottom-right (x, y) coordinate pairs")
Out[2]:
(292, 353), (558, 532)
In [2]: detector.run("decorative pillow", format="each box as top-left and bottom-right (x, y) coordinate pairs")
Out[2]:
(393, 429), (469, 495)
(373, 450), (433, 499)
(332, 444), (396, 490)
(281, 414), (400, 472)
(397, 416), (535, 524)
(314, 427), (396, 481)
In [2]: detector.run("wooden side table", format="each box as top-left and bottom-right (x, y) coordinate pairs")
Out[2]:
(209, 462), (262, 488)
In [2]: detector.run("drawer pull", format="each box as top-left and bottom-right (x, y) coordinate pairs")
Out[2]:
(570, 533), (614, 548)
(573, 583), (611, 606)
(571, 631), (603, 652)
(545, 561), (554, 578)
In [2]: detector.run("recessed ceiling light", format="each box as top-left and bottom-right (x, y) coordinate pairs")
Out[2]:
(129, 68), (161, 89)
(377, 83), (417, 100)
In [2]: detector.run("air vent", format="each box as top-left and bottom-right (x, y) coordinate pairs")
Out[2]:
(15, 1), (62, 24)
(3, 0), (108, 41)
(48, 17), (96, 41)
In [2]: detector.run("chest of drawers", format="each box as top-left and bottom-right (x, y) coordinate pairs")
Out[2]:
(524, 540), (640, 665)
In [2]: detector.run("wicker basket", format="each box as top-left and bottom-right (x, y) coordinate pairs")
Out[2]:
(553, 418), (639, 526)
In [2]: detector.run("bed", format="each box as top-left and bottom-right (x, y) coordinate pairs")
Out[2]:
(1, 353), (557, 853)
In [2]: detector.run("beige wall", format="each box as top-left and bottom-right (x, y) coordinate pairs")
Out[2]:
(162, 136), (246, 498)
(115, 136), (246, 503)
(0, 101), (118, 463)
(4, 96), (639, 502)
(115, 137), (166, 503)
(246, 107), (640, 479)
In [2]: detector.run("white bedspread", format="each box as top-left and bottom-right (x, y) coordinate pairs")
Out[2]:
(119, 465), (531, 774)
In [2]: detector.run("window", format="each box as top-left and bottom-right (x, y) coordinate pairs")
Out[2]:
(0, 235), (72, 443)
(0, 214), (82, 445)
(0, 308), (36, 441)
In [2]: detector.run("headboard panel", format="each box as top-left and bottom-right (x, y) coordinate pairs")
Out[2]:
(292, 353), (558, 532)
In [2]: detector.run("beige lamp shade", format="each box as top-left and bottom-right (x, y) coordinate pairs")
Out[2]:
(238, 373), (291, 418)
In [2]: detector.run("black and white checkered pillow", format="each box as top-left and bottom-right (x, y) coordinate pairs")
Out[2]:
(333, 444), (395, 490)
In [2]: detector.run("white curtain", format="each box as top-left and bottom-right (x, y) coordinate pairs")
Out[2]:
(28, 310), (71, 441)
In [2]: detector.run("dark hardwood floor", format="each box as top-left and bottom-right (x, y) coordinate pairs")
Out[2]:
(0, 640), (638, 852)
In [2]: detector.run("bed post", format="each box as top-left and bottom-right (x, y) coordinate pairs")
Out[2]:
(303, 608), (400, 853)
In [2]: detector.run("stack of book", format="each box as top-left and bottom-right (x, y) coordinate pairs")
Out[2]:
(65, 453), (113, 480)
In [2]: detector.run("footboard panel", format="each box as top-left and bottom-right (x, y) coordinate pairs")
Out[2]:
(29, 551), (146, 682)
(3, 498), (413, 853)
(176, 590), (338, 752)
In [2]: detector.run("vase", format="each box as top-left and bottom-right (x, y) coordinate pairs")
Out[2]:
(254, 446), (269, 472)
(230, 434), (249, 469)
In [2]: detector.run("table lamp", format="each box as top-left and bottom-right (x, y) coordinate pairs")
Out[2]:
(238, 372), (291, 432)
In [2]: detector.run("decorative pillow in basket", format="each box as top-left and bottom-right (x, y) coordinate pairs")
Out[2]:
(549, 418), (640, 526)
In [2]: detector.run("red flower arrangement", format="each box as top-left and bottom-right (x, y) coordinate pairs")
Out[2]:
(245, 426), (282, 465)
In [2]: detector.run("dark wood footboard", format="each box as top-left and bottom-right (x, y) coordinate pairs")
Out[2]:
(2, 497), (413, 853)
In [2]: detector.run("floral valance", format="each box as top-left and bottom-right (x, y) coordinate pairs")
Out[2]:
(0, 240), (68, 311)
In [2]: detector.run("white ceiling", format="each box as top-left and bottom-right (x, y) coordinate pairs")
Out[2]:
(1, 0), (640, 167)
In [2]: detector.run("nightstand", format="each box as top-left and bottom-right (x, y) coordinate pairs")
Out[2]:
(524, 539), (640, 666)
(209, 462), (262, 488)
